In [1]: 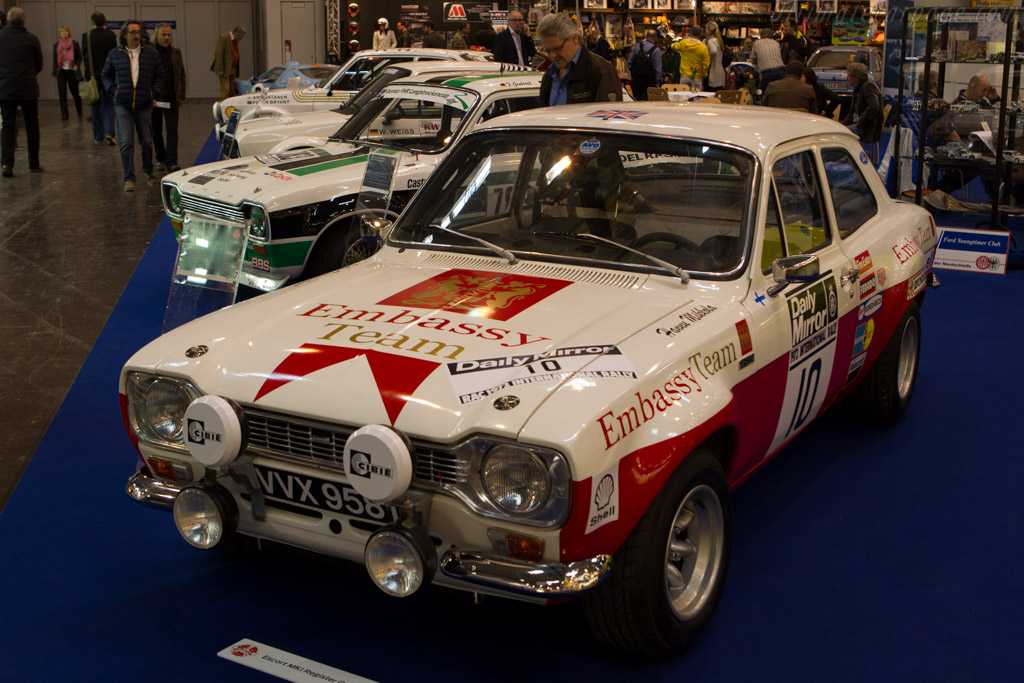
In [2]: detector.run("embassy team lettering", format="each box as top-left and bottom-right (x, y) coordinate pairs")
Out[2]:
(299, 303), (551, 358)
(597, 340), (740, 449)
(787, 277), (839, 368)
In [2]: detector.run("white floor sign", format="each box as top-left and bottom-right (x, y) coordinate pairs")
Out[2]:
(933, 227), (1010, 275)
(218, 639), (379, 683)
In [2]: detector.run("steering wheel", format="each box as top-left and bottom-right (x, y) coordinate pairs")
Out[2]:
(633, 232), (701, 252)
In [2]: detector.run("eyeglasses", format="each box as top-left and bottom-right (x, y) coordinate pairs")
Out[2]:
(547, 37), (576, 54)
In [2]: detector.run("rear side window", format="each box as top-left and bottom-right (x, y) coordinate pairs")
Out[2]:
(822, 147), (878, 238)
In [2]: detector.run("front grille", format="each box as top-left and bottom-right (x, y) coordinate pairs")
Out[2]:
(181, 194), (247, 223)
(245, 409), (469, 487)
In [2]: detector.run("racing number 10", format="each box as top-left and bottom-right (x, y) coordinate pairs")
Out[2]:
(786, 357), (822, 437)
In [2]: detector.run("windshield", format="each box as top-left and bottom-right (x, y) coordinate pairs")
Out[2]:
(329, 85), (479, 152)
(333, 67), (414, 116)
(809, 50), (872, 71)
(390, 130), (756, 278)
(257, 67), (286, 83)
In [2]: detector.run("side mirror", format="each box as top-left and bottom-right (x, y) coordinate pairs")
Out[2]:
(361, 214), (394, 240)
(768, 254), (819, 297)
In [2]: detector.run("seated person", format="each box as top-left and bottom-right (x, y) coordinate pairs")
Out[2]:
(762, 60), (816, 113)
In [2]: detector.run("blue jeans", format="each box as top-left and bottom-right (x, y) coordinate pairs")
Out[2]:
(115, 104), (154, 182)
(91, 87), (115, 142)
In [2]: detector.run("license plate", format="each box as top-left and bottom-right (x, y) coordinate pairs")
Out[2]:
(254, 464), (399, 524)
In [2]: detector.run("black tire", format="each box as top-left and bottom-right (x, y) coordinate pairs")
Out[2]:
(303, 218), (360, 278)
(583, 449), (732, 657)
(849, 301), (921, 424)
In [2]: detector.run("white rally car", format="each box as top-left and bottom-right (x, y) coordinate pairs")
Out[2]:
(163, 72), (544, 292)
(125, 104), (937, 656)
(213, 48), (494, 141)
(223, 61), (536, 159)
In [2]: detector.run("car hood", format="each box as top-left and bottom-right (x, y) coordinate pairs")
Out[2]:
(126, 254), (722, 445)
(237, 109), (349, 135)
(167, 142), (414, 212)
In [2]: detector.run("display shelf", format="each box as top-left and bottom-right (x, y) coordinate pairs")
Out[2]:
(894, 7), (1024, 230)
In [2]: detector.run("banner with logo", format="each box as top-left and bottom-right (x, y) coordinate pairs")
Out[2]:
(933, 227), (1009, 274)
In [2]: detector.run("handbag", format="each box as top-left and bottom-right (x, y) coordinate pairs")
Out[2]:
(79, 32), (100, 105)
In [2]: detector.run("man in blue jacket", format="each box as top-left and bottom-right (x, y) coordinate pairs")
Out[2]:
(101, 19), (165, 192)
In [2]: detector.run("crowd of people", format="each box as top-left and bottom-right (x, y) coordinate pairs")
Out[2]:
(0, 9), (199, 189)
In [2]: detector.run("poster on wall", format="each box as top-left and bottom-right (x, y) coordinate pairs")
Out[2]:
(832, 16), (870, 45)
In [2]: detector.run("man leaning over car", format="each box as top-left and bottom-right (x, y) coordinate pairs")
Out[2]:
(538, 12), (622, 106)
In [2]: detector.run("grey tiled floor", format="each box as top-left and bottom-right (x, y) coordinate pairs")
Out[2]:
(0, 99), (216, 514)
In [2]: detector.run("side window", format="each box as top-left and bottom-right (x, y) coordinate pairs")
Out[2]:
(771, 151), (831, 258)
(479, 99), (511, 123)
(761, 197), (785, 273)
(821, 147), (878, 238)
(479, 96), (543, 123)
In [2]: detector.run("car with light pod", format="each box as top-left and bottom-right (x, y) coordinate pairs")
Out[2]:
(126, 103), (937, 656)
(163, 72), (545, 293)
(235, 61), (340, 95)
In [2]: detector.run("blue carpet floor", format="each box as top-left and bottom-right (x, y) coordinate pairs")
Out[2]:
(1, 134), (1022, 681)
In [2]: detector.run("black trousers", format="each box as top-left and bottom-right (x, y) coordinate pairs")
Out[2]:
(0, 99), (40, 170)
(56, 70), (83, 119)
(152, 103), (179, 166)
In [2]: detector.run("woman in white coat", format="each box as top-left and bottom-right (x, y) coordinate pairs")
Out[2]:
(373, 18), (396, 50)
(704, 21), (726, 92)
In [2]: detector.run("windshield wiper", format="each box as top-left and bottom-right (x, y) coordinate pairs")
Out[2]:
(406, 224), (517, 265)
(535, 231), (690, 284)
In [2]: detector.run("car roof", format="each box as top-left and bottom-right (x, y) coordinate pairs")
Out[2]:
(385, 71), (544, 95)
(347, 48), (493, 62)
(471, 102), (856, 154)
(381, 61), (534, 77)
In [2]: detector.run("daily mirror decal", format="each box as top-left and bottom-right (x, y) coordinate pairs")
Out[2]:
(447, 345), (636, 405)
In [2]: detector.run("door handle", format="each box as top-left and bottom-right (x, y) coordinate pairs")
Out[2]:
(841, 267), (859, 292)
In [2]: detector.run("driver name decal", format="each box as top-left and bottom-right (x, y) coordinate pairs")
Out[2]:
(376, 269), (571, 321)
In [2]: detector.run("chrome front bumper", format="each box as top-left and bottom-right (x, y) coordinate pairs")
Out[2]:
(126, 470), (613, 597)
(439, 551), (613, 597)
(126, 470), (181, 510)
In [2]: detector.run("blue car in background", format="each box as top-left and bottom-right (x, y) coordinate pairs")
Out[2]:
(235, 61), (340, 95)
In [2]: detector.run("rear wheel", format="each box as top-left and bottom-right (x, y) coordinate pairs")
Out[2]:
(850, 302), (921, 424)
(583, 449), (732, 656)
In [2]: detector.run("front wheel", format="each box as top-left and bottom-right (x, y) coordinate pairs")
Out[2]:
(303, 218), (361, 279)
(583, 449), (732, 656)
(849, 301), (921, 424)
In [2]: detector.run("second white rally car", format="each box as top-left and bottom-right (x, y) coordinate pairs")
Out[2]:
(165, 72), (545, 292)
(222, 61), (536, 159)
(214, 48), (495, 141)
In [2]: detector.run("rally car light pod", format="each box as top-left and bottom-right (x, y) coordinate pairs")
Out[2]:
(183, 395), (247, 469)
(365, 523), (437, 597)
(173, 484), (238, 550)
(126, 373), (201, 448)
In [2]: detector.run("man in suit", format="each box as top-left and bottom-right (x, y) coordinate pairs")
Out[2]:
(82, 11), (117, 145)
(493, 10), (535, 66)
(762, 60), (816, 113)
(211, 25), (245, 101)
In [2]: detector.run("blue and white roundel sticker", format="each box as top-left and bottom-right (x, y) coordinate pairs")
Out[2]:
(580, 138), (602, 155)
(860, 151), (869, 165)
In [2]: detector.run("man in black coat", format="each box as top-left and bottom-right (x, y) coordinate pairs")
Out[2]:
(152, 23), (186, 173)
(474, 18), (497, 52)
(493, 10), (535, 66)
(82, 12), (117, 145)
(421, 21), (446, 49)
(102, 19), (165, 191)
(842, 61), (883, 143)
(0, 7), (44, 177)
(537, 13), (622, 106)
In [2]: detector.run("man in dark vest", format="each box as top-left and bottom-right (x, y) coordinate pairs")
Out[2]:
(153, 23), (186, 173)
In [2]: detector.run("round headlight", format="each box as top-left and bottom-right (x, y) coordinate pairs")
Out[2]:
(481, 446), (550, 515)
(365, 526), (436, 597)
(249, 205), (267, 239)
(167, 185), (182, 214)
(173, 485), (238, 549)
(144, 378), (193, 441)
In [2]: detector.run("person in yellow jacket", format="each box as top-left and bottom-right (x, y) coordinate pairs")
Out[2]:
(672, 26), (710, 90)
